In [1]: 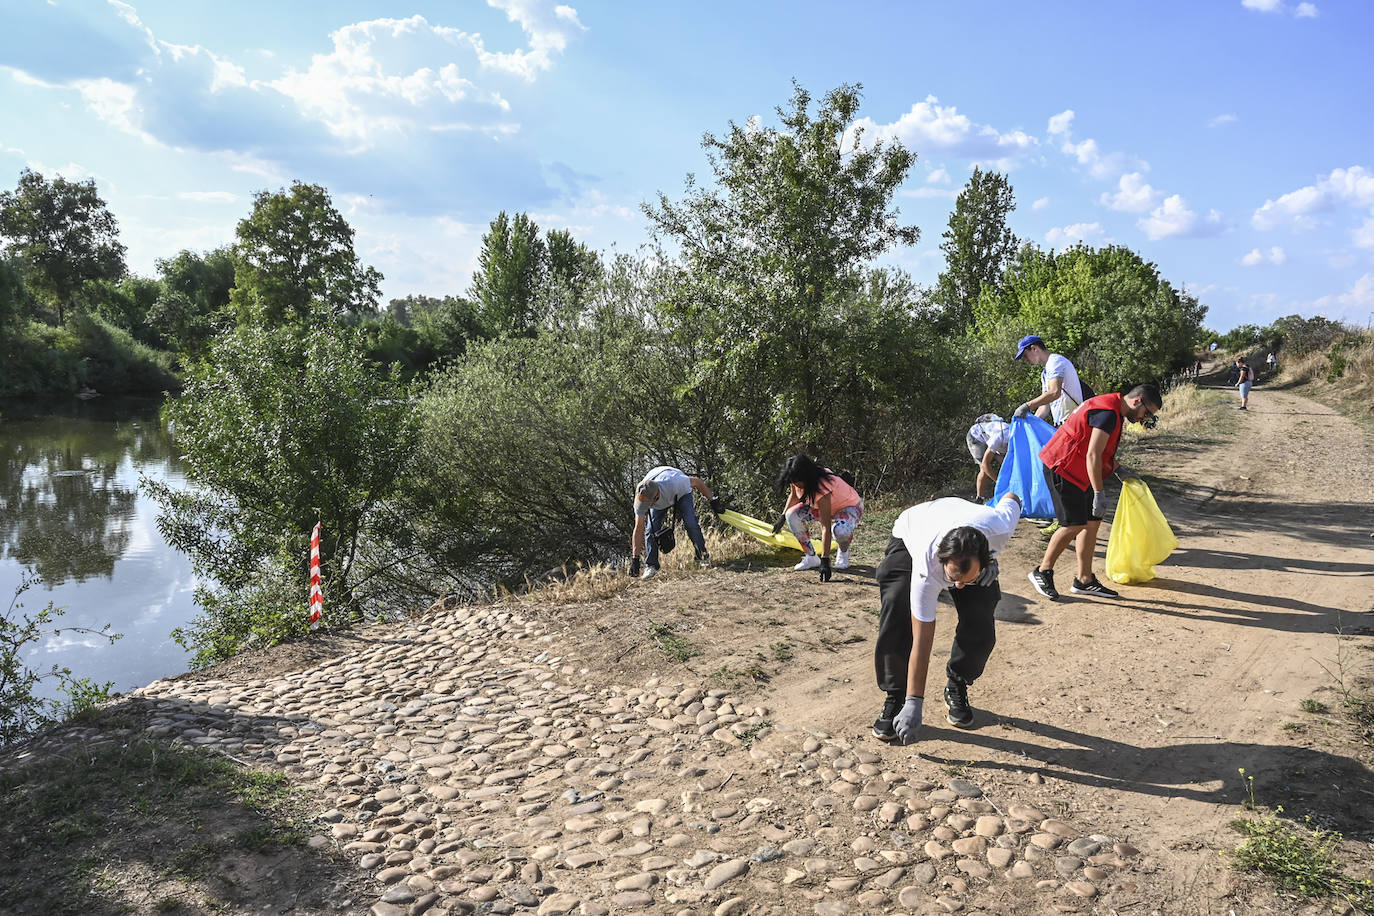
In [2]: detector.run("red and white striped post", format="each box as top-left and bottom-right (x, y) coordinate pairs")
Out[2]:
(308, 521), (323, 631)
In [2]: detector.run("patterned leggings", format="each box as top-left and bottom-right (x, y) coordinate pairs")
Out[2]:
(787, 502), (863, 554)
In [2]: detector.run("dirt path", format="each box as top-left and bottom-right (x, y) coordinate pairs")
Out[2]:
(720, 381), (1374, 912)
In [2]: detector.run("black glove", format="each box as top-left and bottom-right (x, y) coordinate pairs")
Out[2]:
(709, 496), (724, 515)
(770, 515), (786, 535)
(629, 556), (642, 577)
(819, 556), (832, 583)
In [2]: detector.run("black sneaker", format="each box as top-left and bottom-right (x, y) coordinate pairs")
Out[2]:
(944, 679), (975, 729)
(872, 692), (903, 740)
(1028, 567), (1059, 600)
(1071, 576), (1120, 599)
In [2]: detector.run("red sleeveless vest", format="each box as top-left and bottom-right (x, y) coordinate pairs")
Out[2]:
(1038, 392), (1125, 491)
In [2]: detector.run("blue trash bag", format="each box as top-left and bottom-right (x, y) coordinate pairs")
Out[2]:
(992, 415), (1058, 520)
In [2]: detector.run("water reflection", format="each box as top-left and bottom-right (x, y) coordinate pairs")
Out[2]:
(0, 398), (198, 697)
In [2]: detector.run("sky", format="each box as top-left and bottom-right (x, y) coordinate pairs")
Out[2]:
(2, 0), (1373, 332)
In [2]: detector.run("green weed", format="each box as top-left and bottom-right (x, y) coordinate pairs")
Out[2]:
(1299, 698), (1328, 714)
(646, 620), (701, 663)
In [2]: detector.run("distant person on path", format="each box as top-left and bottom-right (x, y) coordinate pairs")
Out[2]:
(631, 466), (719, 580)
(1266, 352), (1277, 373)
(872, 493), (1023, 743)
(1012, 335), (1088, 427)
(1236, 358), (1255, 410)
(1027, 384), (1163, 601)
(1227, 360), (1240, 385)
(772, 454), (863, 581)
(1194, 359), (1203, 378)
(966, 413), (1011, 503)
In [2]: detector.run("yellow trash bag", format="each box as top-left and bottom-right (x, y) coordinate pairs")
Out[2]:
(1105, 478), (1178, 584)
(717, 509), (803, 552)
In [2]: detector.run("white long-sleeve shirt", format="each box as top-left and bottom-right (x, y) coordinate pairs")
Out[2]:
(891, 495), (1022, 622)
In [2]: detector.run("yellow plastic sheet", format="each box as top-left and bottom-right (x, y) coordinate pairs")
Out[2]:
(717, 509), (803, 552)
(1105, 478), (1178, 584)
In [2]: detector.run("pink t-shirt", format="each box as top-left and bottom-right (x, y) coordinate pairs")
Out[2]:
(792, 471), (861, 514)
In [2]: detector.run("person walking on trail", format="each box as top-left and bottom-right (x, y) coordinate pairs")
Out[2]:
(872, 493), (1023, 744)
(1027, 384), (1163, 602)
(630, 466), (719, 580)
(966, 413), (1011, 503)
(1012, 335), (1088, 427)
(772, 454), (863, 581)
(1236, 358), (1255, 410)
(1266, 352), (1277, 373)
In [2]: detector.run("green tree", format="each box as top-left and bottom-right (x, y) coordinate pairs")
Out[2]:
(147, 246), (236, 354)
(228, 182), (381, 326)
(936, 166), (1018, 333)
(974, 243), (1206, 391)
(146, 324), (417, 665)
(469, 211), (547, 336)
(642, 81), (919, 454)
(0, 169), (126, 323)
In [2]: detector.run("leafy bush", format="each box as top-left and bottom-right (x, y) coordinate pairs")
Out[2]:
(1, 578), (117, 746)
(147, 323), (418, 666)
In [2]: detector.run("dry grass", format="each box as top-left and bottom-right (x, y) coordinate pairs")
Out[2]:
(517, 526), (772, 606)
(1279, 330), (1374, 420)
(1157, 380), (1211, 432)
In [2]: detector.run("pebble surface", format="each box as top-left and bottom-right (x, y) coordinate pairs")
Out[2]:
(79, 602), (1146, 914)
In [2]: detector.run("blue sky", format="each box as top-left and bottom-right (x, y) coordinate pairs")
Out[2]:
(2, 0), (1372, 331)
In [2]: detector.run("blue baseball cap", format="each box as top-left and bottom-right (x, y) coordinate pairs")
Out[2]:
(1014, 335), (1044, 360)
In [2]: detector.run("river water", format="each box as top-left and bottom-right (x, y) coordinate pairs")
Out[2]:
(1, 397), (197, 701)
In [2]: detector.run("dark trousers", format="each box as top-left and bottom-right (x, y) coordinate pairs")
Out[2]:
(874, 536), (1000, 695)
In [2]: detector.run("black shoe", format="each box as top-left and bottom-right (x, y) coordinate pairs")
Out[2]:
(1028, 567), (1059, 600)
(872, 692), (903, 740)
(944, 679), (975, 729)
(1070, 576), (1120, 599)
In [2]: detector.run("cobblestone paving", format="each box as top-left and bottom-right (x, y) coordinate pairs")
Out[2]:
(116, 604), (1146, 915)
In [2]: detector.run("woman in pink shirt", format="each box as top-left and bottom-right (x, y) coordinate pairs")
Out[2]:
(772, 453), (863, 580)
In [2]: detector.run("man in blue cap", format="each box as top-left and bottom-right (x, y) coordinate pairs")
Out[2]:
(1012, 336), (1088, 427)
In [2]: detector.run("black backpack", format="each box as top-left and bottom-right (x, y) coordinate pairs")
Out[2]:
(655, 507), (677, 554)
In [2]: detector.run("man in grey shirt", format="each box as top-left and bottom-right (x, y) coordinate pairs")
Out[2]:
(631, 466), (718, 579)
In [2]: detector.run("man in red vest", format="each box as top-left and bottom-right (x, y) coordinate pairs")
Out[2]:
(1028, 384), (1163, 600)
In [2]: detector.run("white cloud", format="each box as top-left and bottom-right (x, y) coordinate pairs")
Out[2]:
(1032, 196), (1050, 211)
(178, 191), (238, 203)
(1252, 165), (1374, 231)
(1353, 218), (1374, 249)
(901, 187), (959, 200)
(1139, 195), (1224, 240)
(926, 167), (951, 184)
(1100, 172), (1161, 213)
(1047, 110), (1146, 179)
(1240, 246), (1286, 266)
(1242, 0), (1319, 16)
(848, 95), (1038, 162)
(1207, 113), (1238, 128)
(1046, 222), (1107, 247)
(1309, 273), (1374, 319)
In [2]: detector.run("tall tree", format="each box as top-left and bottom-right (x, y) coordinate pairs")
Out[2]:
(936, 166), (1018, 333)
(0, 169), (126, 323)
(148, 246), (236, 354)
(468, 211), (547, 337)
(642, 81), (919, 447)
(228, 182), (381, 326)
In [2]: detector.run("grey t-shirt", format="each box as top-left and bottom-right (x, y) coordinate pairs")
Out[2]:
(634, 466), (693, 515)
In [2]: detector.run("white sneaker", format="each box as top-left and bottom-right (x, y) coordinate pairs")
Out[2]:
(640, 566), (659, 580)
(834, 549), (850, 570)
(794, 553), (821, 571)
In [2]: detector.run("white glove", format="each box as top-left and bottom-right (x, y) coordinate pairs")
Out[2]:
(1012, 402), (1031, 419)
(893, 696), (923, 745)
(1091, 490), (1108, 517)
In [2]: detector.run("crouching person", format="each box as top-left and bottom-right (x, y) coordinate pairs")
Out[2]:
(630, 466), (718, 580)
(873, 493), (1022, 743)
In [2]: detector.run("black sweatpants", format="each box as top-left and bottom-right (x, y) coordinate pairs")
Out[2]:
(874, 536), (1000, 695)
